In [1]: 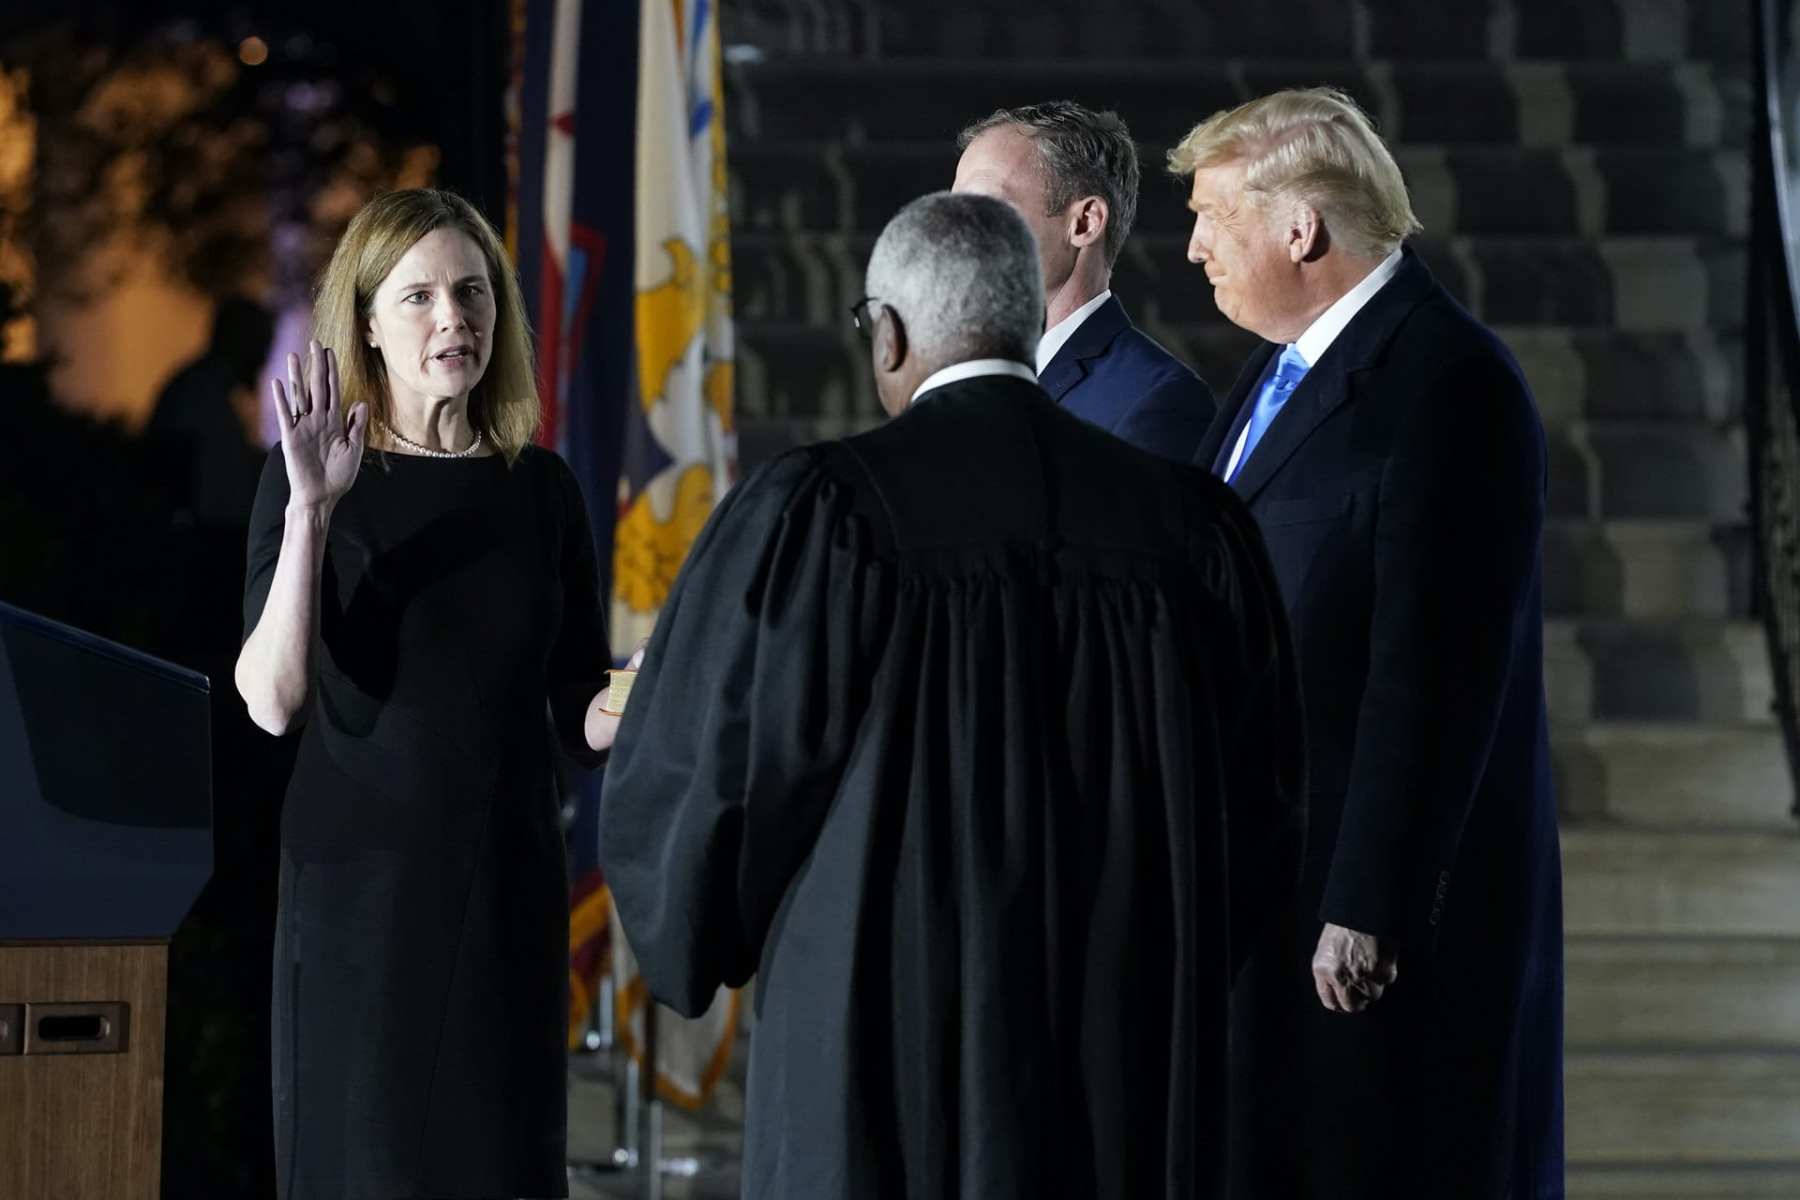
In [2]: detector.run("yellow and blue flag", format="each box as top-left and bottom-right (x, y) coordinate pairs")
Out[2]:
(510, 0), (738, 1110)
(606, 0), (740, 1110)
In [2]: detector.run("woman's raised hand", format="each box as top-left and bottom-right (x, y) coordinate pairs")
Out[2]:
(273, 340), (368, 510)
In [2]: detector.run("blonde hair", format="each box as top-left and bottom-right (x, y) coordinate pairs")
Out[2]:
(313, 189), (540, 464)
(1166, 88), (1421, 260)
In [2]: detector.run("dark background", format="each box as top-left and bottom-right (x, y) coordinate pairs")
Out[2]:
(1, 3), (510, 1194)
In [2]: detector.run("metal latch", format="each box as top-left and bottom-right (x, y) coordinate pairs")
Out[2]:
(0, 1002), (132, 1055)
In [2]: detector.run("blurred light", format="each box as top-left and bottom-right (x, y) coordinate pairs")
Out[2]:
(257, 304), (314, 449)
(284, 82), (338, 114)
(239, 37), (269, 67)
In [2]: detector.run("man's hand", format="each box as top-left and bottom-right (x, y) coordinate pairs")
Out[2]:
(584, 640), (653, 752)
(1311, 923), (1398, 1014)
(585, 695), (622, 753)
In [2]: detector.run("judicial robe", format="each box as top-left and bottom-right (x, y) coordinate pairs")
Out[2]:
(599, 374), (1305, 1199)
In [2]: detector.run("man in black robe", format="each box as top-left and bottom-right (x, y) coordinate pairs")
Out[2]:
(599, 191), (1305, 1199)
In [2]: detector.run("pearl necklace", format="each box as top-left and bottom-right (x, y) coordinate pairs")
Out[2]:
(377, 421), (485, 459)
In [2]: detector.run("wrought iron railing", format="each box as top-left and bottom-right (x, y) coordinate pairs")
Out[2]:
(1749, 0), (1800, 817)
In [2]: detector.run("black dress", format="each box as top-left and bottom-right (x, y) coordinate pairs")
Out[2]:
(243, 444), (609, 1200)
(598, 376), (1307, 1199)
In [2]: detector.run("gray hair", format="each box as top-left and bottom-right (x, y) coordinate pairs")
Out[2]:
(958, 101), (1140, 266)
(864, 191), (1044, 364)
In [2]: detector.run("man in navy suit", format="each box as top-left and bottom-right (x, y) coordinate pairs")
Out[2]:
(953, 101), (1214, 462)
(1174, 88), (1564, 1200)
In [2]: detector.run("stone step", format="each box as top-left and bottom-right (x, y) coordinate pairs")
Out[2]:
(726, 58), (1750, 151)
(1552, 421), (1746, 522)
(1554, 722), (1791, 829)
(1157, 235), (1746, 336)
(736, 321), (868, 430)
(1543, 519), (1749, 620)
(733, 230), (1743, 425)
(732, 231), (1747, 340)
(731, 142), (1748, 240)
(1567, 936), (1800, 1050)
(791, 0), (1752, 64)
(1567, 1051), (1800, 1164)
(1567, 1164), (1800, 1199)
(1503, 328), (1740, 427)
(732, 311), (1263, 424)
(738, 320), (1753, 523)
(733, 383), (1762, 619)
(1321, 146), (1745, 240)
(735, 411), (1768, 562)
(1547, 620), (1772, 727)
(1563, 829), (1800, 938)
(737, 325), (1749, 522)
(1512, 0), (1751, 64)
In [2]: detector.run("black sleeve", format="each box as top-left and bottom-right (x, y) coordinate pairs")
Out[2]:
(1210, 488), (1308, 976)
(597, 451), (874, 1016)
(544, 452), (613, 768)
(1322, 352), (1545, 939)
(242, 446), (291, 640)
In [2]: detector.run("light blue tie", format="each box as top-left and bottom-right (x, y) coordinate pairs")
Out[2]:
(1227, 344), (1309, 483)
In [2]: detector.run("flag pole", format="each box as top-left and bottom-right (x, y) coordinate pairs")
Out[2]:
(641, 1001), (663, 1200)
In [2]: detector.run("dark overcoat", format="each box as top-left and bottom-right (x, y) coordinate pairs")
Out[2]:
(1196, 250), (1565, 1200)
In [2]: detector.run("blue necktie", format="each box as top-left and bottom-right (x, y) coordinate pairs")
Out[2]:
(1227, 345), (1309, 482)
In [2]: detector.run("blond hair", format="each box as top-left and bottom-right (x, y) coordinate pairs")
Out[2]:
(1167, 88), (1421, 260)
(313, 189), (539, 464)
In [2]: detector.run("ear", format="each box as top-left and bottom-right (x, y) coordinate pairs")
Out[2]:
(1068, 196), (1109, 252)
(874, 304), (907, 374)
(1288, 203), (1324, 264)
(365, 314), (380, 350)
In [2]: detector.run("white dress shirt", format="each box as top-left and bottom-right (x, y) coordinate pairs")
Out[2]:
(1222, 249), (1404, 480)
(910, 357), (1039, 405)
(1034, 289), (1114, 374)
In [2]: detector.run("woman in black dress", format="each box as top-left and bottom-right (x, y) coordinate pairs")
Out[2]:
(235, 189), (621, 1200)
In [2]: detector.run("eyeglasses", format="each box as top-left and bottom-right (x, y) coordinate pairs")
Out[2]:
(848, 296), (882, 341)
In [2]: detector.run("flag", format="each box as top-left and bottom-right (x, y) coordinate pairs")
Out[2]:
(611, 0), (737, 649)
(606, 0), (741, 1111)
(508, 0), (639, 1056)
(510, 0), (739, 1108)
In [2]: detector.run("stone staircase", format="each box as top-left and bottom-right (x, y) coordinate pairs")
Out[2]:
(719, 1), (1800, 1193)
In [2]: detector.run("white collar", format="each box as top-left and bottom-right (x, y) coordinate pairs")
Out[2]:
(910, 358), (1039, 405)
(1293, 249), (1404, 367)
(1035, 289), (1114, 373)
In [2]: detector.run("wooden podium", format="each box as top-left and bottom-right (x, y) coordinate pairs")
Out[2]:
(0, 602), (212, 1200)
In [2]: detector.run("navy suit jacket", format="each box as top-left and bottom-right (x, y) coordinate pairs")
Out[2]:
(1197, 249), (1563, 1200)
(1039, 294), (1214, 463)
